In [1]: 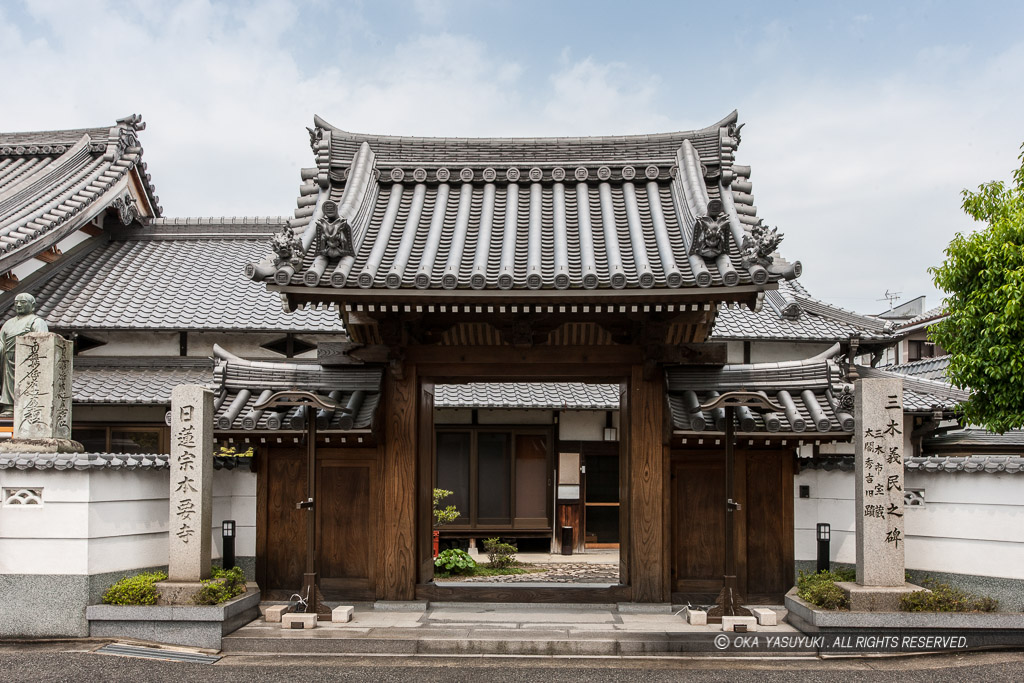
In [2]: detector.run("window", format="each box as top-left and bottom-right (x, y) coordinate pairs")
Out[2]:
(435, 428), (551, 530)
(71, 426), (168, 453)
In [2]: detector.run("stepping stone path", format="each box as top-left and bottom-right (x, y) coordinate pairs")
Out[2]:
(437, 563), (619, 583)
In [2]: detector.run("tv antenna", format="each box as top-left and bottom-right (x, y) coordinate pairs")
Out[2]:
(877, 289), (902, 311)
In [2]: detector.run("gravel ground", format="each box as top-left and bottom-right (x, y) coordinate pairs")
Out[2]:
(435, 563), (619, 583)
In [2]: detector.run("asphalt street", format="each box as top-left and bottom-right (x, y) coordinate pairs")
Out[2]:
(2, 643), (1024, 682)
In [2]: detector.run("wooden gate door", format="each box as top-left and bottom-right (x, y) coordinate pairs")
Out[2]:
(259, 448), (305, 596)
(670, 449), (793, 603)
(317, 454), (377, 600)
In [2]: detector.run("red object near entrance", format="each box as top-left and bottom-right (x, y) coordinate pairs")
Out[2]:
(432, 530), (440, 558)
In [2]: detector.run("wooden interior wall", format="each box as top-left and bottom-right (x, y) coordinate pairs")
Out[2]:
(628, 364), (667, 602)
(379, 365), (418, 600)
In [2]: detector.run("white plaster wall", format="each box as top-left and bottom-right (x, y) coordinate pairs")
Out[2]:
(435, 408), (472, 424)
(0, 468), (257, 576)
(477, 409), (553, 425)
(186, 332), (344, 359)
(794, 469), (1024, 580)
(750, 342), (834, 364)
(558, 411), (607, 441)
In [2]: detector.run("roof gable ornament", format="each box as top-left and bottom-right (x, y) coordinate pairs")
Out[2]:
(112, 193), (138, 225)
(307, 126), (323, 152)
(314, 200), (354, 259)
(271, 225), (304, 270)
(689, 199), (731, 259)
(740, 220), (783, 269)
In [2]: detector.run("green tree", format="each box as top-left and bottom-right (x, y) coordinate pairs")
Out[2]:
(929, 144), (1024, 433)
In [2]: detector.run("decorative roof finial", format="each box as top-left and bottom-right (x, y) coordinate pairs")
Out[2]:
(741, 220), (783, 269)
(315, 201), (354, 259)
(689, 199), (730, 259)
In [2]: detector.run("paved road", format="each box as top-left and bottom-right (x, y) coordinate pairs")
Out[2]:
(2, 642), (1023, 682)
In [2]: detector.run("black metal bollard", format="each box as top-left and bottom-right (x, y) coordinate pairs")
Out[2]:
(560, 526), (574, 556)
(222, 520), (236, 570)
(816, 523), (830, 574)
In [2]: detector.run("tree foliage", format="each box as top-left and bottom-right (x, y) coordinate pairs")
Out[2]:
(929, 144), (1024, 433)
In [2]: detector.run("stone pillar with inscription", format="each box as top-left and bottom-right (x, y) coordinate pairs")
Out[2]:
(838, 377), (922, 610)
(0, 332), (82, 453)
(156, 384), (214, 603)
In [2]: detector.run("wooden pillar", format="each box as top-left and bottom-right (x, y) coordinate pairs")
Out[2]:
(629, 364), (667, 602)
(379, 365), (418, 600)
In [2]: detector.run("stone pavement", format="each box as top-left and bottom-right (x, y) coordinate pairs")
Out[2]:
(222, 602), (797, 656)
(436, 563), (619, 583)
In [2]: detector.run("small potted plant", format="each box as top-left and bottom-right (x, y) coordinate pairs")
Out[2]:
(432, 488), (460, 558)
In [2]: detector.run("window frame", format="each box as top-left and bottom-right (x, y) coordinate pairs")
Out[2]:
(434, 425), (553, 532)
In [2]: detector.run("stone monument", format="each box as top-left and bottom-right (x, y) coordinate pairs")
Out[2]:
(838, 377), (922, 610)
(155, 384), (214, 604)
(0, 295), (82, 454)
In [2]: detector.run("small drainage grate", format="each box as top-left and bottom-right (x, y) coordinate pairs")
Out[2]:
(95, 643), (221, 664)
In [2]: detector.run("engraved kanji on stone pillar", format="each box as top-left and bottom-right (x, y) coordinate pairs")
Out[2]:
(13, 332), (74, 440)
(169, 384), (213, 581)
(854, 377), (906, 587)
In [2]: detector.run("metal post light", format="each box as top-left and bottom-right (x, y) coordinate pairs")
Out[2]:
(221, 520), (236, 571)
(816, 523), (831, 574)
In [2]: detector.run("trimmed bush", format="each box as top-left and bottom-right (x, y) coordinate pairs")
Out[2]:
(482, 537), (518, 569)
(434, 549), (476, 575)
(194, 566), (247, 605)
(101, 571), (168, 606)
(796, 568), (855, 610)
(900, 578), (999, 613)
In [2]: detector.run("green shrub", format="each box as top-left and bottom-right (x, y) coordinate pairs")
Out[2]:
(796, 569), (854, 610)
(194, 566), (247, 605)
(482, 537), (518, 569)
(435, 549), (476, 575)
(900, 578), (999, 613)
(101, 571), (168, 606)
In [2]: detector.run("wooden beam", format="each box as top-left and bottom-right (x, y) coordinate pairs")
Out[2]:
(317, 341), (389, 366)
(629, 363), (667, 602)
(408, 345), (644, 367)
(379, 364), (418, 600)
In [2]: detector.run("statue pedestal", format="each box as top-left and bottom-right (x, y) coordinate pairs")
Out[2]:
(0, 437), (83, 454)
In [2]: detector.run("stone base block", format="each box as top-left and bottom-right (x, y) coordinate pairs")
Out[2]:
(154, 581), (206, 606)
(264, 604), (291, 623)
(721, 616), (757, 632)
(836, 582), (925, 612)
(0, 438), (84, 454)
(332, 605), (354, 623)
(751, 608), (777, 626)
(684, 607), (707, 625)
(282, 612), (317, 629)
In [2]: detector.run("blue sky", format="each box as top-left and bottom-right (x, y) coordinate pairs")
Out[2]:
(2, 0), (1023, 312)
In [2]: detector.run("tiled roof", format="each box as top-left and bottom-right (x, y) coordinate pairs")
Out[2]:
(247, 113), (802, 295)
(924, 428), (1024, 450)
(0, 115), (160, 273)
(435, 383), (619, 409)
(211, 345), (380, 431)
(666, 345), (855, 436)
(886, 355), (951, 382)
(73, 358), (213, 404)
(797, 454), (1024, 474)
(711, 278), (895, 342)
(896, 305), (946, 331)
(0, 452), (251, 471)
(857, 365), (968, 412)
(22, 218), (347, 332)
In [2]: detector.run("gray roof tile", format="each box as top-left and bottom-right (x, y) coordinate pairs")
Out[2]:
(435, 383), (619, 409)
(24, 219), (347, 332)
(0, 116), (161, 272)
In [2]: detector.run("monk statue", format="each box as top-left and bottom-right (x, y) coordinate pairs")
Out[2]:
(0, 293), (48, 416)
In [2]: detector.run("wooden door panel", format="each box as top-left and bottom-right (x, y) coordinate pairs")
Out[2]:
(744, 452), (794, 597)
(671, 454), (725, 592)
(319, 461), (375, 598)
(265, 451), (305, 591)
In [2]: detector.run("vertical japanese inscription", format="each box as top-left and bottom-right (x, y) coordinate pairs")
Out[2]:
(16, 335), (46, 432)
(854, 378), (906, 586)
(169, 385), (213, 581)
(12, 333), (73, 440)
